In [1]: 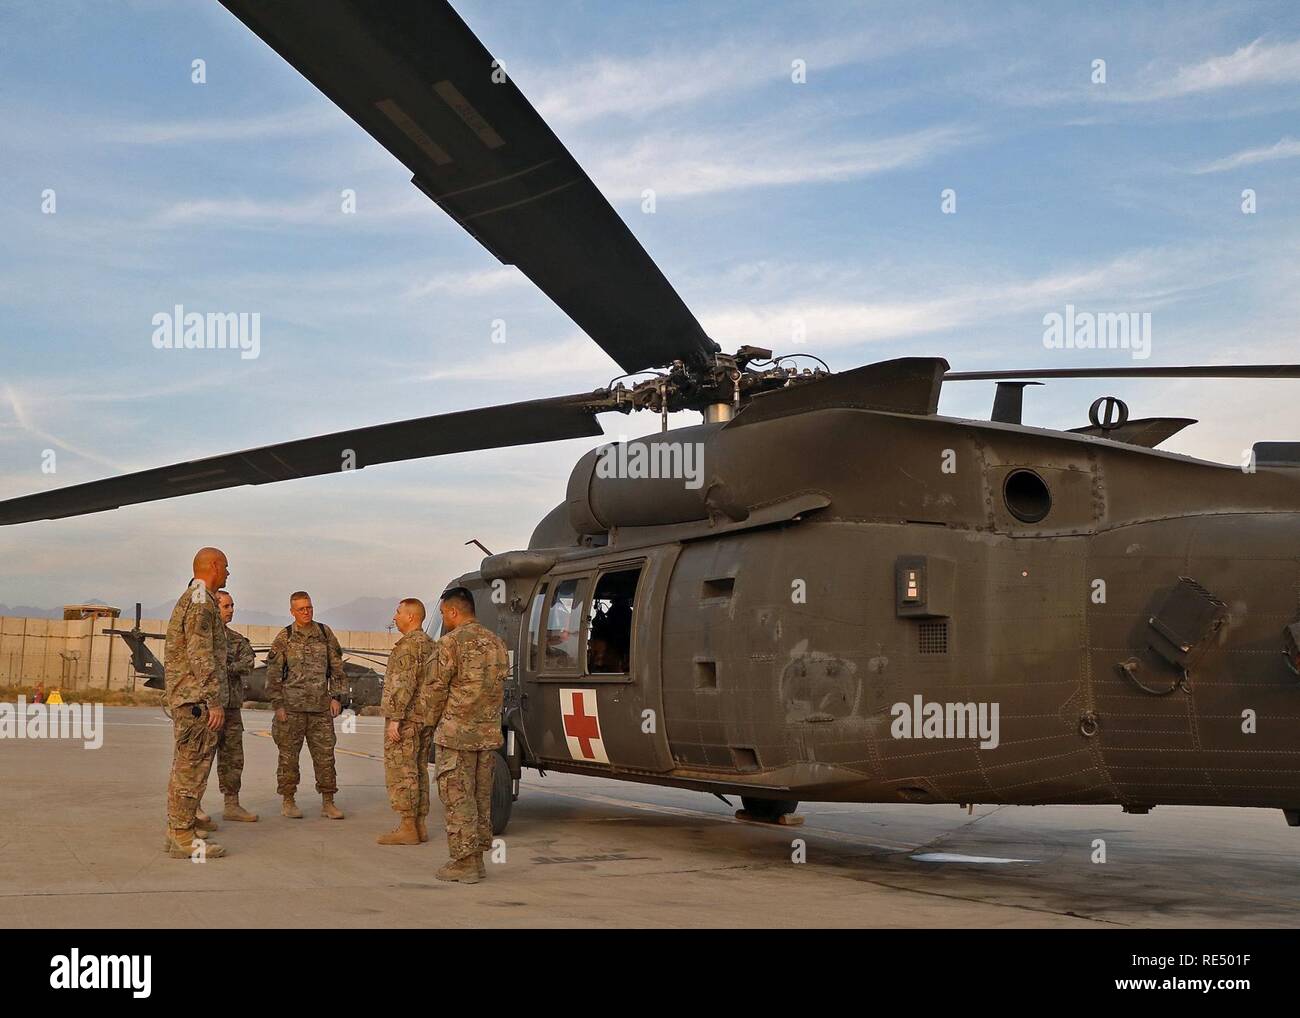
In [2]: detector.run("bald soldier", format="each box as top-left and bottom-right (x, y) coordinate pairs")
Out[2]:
(377, 598), (438, 846)
(265, 591), (347, 820)
(427, 586), (509, 884)
(163, 547), (230, 859)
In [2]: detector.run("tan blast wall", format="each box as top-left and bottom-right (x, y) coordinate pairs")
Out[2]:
(0, 616), (396, 691)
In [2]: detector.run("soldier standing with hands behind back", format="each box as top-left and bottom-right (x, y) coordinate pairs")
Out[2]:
(163, 547), (230, 859)
(210, 590), (258, 823)
(377, 598), (437, 846)
(426, 586), (509, 884)
(265, 591), (347, 820)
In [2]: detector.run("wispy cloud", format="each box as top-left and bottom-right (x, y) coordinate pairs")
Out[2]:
(149, 188), (428, 228)
(527, 23), (956, 127)
(1, 385), (126, 472)
(1152, 37), (1300, 99)
(1193, 136), (1300, 173)
(699, 246), (1240, 355)
(419, 333), (620, 383)
(404, 267), (527, 300)
(95, 105), (341, 145)
(591, 124), (972, 201)
(412, 245), (1240, 380)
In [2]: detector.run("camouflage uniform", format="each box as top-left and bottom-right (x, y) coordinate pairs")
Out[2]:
(381, 628), (437, 820)
(427, 620), (508, 861)
(265, 621), (346, 795)
(164, 582), (228, 833)
(216, 626), (256, 796)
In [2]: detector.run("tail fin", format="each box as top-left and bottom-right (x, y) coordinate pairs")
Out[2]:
(105, 603), (166, 690)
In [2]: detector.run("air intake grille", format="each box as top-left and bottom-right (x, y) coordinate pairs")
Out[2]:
(918, 621), (948, 654)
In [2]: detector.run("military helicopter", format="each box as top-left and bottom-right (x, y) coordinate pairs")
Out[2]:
(6, 1), (1300, 838)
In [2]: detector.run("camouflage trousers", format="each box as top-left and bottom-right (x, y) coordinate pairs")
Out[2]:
(166, 705), (219, 832)
(216, 707), (245, 796)
(272, 710), (337, 795)
(384, 721), (434, 819)
(434, 744), (494, 861)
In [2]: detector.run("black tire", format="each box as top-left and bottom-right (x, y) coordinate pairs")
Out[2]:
(740, 796), (798, 820)
(490, 751), (513, 836)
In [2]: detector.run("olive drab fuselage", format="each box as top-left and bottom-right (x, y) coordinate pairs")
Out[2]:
(452, 406), (1300, 813)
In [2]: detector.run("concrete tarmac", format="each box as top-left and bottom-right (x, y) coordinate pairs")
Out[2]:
(2, 706), (1298, 928)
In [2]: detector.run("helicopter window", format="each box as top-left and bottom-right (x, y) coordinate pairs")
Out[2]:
(526, 583), (548, 670)
(543, 579), (585, 670)
(587, 567), (640, 674)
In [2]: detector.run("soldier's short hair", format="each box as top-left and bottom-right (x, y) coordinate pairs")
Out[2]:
(289, 590), (311, 604)
(215, 589), (233, 604)
(399, 597), (426, 622)
(440, 586), (475, 615)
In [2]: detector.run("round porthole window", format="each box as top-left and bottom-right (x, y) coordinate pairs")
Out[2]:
(1003, 469), (1051, 523)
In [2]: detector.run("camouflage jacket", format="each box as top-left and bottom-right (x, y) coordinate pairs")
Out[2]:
(428, 620), (507, 750)
(164, 581), (228, 710)
(382, 628), (437, 723)
(223, 626), (256, 709)
(265, 621), (346, 713)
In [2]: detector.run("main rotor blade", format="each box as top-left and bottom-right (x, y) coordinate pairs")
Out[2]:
(217, 0), (717, 373)
(0, 395), (604, 526)
(946, 365), (1300, 380)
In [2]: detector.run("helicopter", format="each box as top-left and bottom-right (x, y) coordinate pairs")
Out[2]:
(5, 0), (1300, 837)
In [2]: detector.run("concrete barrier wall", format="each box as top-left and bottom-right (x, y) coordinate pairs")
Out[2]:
(0, 615), (397, 691)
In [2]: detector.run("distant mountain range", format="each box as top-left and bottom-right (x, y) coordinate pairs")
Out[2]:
(0, 595), (402, 633)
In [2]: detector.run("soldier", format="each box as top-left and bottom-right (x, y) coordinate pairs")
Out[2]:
(377, 598), (437, 846)
(427, 586), (508, 884)
(265, 591), (347, 820)
(163, 547), (230, 859)
(207, 590), (258, 822)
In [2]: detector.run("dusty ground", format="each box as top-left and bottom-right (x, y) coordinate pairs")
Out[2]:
(2, 706), (1298, 928)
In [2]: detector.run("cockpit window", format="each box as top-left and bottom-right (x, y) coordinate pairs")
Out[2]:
(587, 567), (640, 674)
(543, 578), (584, 670)
(526, 582), (547, 670)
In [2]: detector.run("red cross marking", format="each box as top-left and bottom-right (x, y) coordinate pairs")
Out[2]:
(563, 692), (601, 758)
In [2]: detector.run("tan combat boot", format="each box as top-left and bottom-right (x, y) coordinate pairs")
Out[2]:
(161, 819), (217, 849)
(376, 816), (420, 845)
(195, 808), (218, 833)
(476, 853), (486, 879)
(321, 794), (345, 820)
(435, 856), (481, 884)
(281, 795), (304, 819)
(168, 827), (226, 859)
(416, 817), (429, 843)
(223, 795), (258, 822)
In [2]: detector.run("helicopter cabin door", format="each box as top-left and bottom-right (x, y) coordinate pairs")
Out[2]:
(519, 546), (677, 773)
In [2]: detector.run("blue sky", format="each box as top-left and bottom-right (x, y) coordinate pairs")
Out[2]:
(2, 0), (1299, 615)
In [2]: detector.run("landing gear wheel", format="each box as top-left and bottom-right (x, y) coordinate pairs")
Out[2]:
(490, 751), (513, 836)
(737, 797), (802, 825)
